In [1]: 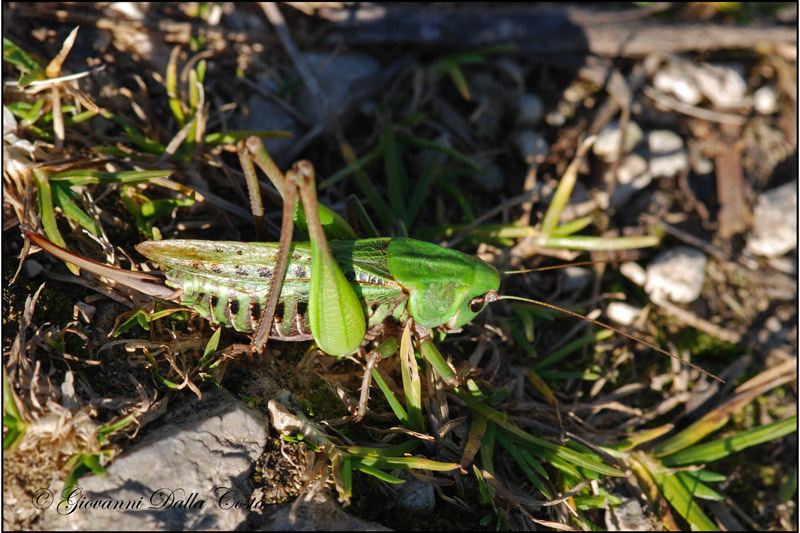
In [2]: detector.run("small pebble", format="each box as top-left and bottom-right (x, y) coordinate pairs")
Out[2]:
(753, 85), (778, 115)
(561, 267), (592, 293)
(391, 469), (435, 516)
(620, 261), (647, 287)
(517, 93), (544, 127)
(607, 154), (652, 208)
(746, 180), (797, 257)
(647, 130), (689, 179)
(653, 63), (702, 105)
(22, 259), (43, 278)
(693, 62), (748, 109)
(593, 120), (643, 163)
(515, 129), (549, 164)
(606, 302), (642, 326)
(472, 163), (505, 193)
(645, 246), (707, 303)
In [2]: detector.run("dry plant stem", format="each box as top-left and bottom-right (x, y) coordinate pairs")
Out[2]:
(642, 85), (748, 125)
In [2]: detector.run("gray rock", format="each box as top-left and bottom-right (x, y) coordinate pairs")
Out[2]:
(647, 130), (689, 179)
(561, 266), (593, 293)
(645, 246), (707, 304)
(248, 489), (390, 531)
(41, 390), (269, 531)
(515, 129), (549, 164)
(605, 496), (658, 530)
(242, 94), (301, 166)
(296, 52), (381, 124)
(517, 93), (544, 127)
(746, 180), (798, 257)
(391, 469), (435, 517)
(593, 120), (643, 163)
(22, 259), (43, 278)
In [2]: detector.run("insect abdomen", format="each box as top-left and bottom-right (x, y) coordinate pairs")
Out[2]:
(166, 269), (409, 341)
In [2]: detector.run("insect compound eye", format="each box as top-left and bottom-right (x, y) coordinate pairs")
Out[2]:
(468, 295), (486, 313)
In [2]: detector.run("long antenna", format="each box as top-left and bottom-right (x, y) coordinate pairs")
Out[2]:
(504, 257), (639, 275)
(500, 294), (724, 383)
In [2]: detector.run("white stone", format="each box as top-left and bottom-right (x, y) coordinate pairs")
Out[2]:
(593, 120), (643, 162)
(607, 302), (642, 326)
(753, 85), (779, 115)
(645, 246), (707, 303)
(620, 261), (647, 286)
(653, 64), (702, 105)
(746, 180), (798, 257)
(607, 154), (653, 208)
(693, 63), (748, 109)
(647, 130), (689, 178)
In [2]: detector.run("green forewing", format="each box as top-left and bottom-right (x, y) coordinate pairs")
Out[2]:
(386, 237), (476, 328)
(308, 240), (367, 356)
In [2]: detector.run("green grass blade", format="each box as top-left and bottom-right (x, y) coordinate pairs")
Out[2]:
(3, 37), (45, 82)
(495, 431), (552, 498)
(550, 216), (594, 237)
(532, 329), (613, 372)
(661, 416), (797, 467)
(351, 461), (405, 484)
(371, 367), (408, 424)
(203, 130), (292, 146)
(650, 466), (718, 530)
(319, 142), (384, 189)
(419, 338), (456, 385)
(347, 454), (459, 472)
(383, 117), (406, 222)
(51, 182), (102, 236)
(399, 325), (424, 432)
(345, 439), (420, 458)
(537, 235), (661, 251)
(396, 134), (481, 170)
(675, 471), (724, 501)
(33, 169), (79, 275)
(49, 169), (173, 185)
(405, 157), (438, 230)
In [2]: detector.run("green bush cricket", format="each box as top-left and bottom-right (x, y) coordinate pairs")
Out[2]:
(22, 138), (720, 421)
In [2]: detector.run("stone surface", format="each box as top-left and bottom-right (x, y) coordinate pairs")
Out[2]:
(41, 390), (269, 531)
(242, 94), (301, 164)
(247, 489), (390, 531)
(653, 63), (702, 105)
(646, 130), (689, 179)
(693, 62), (748, 109)
(391, 469), (435, 517)
(606, 302), (642, 327)
(746, 180), (798, 257)
(517, 93), (544, 127)
(593, 120), (643, 163)
(515, 129), (549, 164)
(645, 246), (707, 304)
(607, 153), (652, 208)
(296, 52), (381, 124)
(753, 85), (778, 115)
